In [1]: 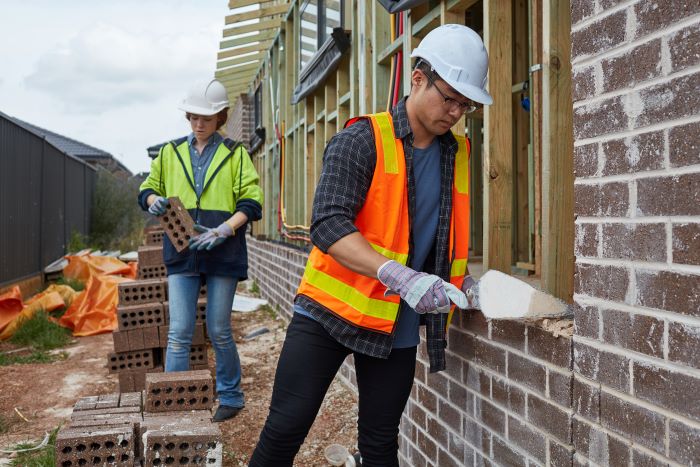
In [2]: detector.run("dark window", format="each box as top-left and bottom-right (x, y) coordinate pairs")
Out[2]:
(300, 0), (343, 72)
(254, 84), (262, 130)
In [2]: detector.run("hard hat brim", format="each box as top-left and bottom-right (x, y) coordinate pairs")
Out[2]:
(177, 103), (225, 116)
(448, 81), (493, 106)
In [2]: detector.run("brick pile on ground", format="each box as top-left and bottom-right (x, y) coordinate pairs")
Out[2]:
(55, 370), (222, 466)
(110, 225), (210, 393)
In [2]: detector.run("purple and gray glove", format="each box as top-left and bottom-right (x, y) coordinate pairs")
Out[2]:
(148, 196), (168, 216)
(188, 223), (234, 251)
(461, 275), (479, 309)
(377, 260), (467, 314)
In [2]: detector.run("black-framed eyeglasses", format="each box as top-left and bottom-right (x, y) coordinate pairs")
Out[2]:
(425, 72), (478, 115)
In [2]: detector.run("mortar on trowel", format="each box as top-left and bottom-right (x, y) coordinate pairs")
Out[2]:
(464, 269), (570, 319)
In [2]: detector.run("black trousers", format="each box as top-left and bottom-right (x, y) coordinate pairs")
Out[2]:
(249, 313), (417, 467)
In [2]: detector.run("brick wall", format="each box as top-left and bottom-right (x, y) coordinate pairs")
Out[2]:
(228, 93), (254, 150)
(247, 236), (577, 465)
(571, 1), (700, 465)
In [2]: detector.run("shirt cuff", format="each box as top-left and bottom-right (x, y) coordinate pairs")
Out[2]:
(234, 199), (262, 221)
(138, 189), (157, 211)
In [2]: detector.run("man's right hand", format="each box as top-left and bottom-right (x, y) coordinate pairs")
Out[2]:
(377, 260), (467, 314)
(148, 196), (168, 216)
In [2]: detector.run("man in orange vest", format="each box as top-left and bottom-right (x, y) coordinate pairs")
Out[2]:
(250, 24), (492, 467)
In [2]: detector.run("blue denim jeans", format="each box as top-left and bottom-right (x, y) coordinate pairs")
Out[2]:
(166, 273), (244, 408)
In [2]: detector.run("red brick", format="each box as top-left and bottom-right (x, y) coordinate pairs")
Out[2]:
(492, 377), (526, 417)
(112, 330), (129, 353)
(668, 321), (700, 366)
(601, 131), (665, 176)
(507, 416), (546, 463)
(492, 435), (526, 467)
(142, 425), (222, 466)
(601, 39), (662, 93)
(107, 349), (156, 373)
(672, 223), (700, 266)
(95, 393), (120, 409)
(635, 73), (700, 129)
(631, 449), (670, 467)
(73, 396), (99, 411)
(669, 121), (700, 168)
(448, 329), (475, 360)
(137, 264), (167, 280)
(574, 342), (630, 392)
(601, 223), (666, 262)
(575, 263), (629, 302)
(571, 9), (627, 60)
(437, 399), (461, 433)
(528, 326), (572, 369)
(476, 396), (505, 435)
(118, 372), (134, 392)
(573, 304), (599, 340)
(491, 321), (526, 351)
(460, 310), (489, 337)
(142, 325), (160, 349)
(416, 429), (437, 460)
(527, 394), (572, 444)
(636, 270), (700, 317)
(416, 384), (437, 413)
(549, 371), (573, 407)
(192, 323), (206, 346)
(144, 230), (164, 246)
(573, 96), (629, 140)
(508, 353), (546, 393)
(158, 197), (196, 252)
(117, 280), (167, 307)
(575, 223), (598, 258)
(570, 0), (595, 25)
(473, 338), (506, 374)
(426, 415), (449, 448)
(574, 182), (629, 218)
(137, 245), (163, 267)
(573, 142), (599, 178)
(669, 418), (700, 465)
(448, 380), (473, 415)
(633, 362), (700, 422)
(601, 390), (665, 452)
(601, 309), (664, 358)
(549, 440), (574, 467)
(117, 303), (166, 331)
(127, 328), (145, 351)
(190, 345), (208, 366)
(573, 417), (631, 464)
(639, 174), (700, 217)
(634, 0), (700, 39)
(145, 370), (214, 413)
(573, 376), (600, 422)
(669, 23), (700, 72)
(55, 425), (135, 467)
(573, 66), (596, 102)
(159, 325), (169, 348)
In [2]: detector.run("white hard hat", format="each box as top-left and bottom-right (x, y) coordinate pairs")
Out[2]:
(411, 24), (493, 105)
(178, 79), (230, 115)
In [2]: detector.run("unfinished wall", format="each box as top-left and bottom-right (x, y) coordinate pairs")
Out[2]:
(571, 0), (700, 465)
(227, 93), (254, 150)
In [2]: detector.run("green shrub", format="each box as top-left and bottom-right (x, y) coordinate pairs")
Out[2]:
(90, 170), (146, 252)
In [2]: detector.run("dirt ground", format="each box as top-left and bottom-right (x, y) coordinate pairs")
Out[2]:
(0, 304), (359, 466)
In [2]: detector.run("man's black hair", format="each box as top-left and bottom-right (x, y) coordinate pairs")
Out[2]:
(413, 58), (436, 88)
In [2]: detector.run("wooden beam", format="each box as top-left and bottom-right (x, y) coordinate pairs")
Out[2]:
(483, 0), (513, 273)
(217, 51), (265, 69)
(218, 41), (273, 59)
(215, 62), (260, 78)
(225, 4), (289, 24)
(446, 0), (481, 13)
(220, 74), (257, 89)
(541, 0), (574, 300)
(228, 0), (274, 9)
(223, 19), (281, 37)
(220, 30), (277, 49)
(377, 35), (402, 66)
(532, 0), (543, 278)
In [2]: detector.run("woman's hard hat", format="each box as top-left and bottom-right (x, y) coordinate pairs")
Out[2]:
(411, 24), (493, 105)
(178, 79), (230, 115)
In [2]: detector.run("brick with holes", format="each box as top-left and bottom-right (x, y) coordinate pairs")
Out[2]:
(158, 196), (196, 252)
(117, 303), (167, 331)
(117, 280), (167, 307)
(144, 229), (164, 246)
(138, 263), (167, 280)
(142, 425), (222, 466)
(144, 370), (214, 413)
(107, 349), (157, 374)
(55, 424), (135, 467)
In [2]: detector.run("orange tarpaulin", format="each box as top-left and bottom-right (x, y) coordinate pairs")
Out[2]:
(58, 255), (135, 337)
(0, 286), (23, 334)
(0, 290), (66, 340)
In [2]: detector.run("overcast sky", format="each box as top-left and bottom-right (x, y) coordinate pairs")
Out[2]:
(0, 0), (230, 175)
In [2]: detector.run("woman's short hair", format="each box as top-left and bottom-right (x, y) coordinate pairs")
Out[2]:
(185, 108), (229, 130)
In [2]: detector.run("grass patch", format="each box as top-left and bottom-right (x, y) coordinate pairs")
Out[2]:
(10, 311), (72, 351)
(0, 350), (65, 366)
(9, 426), (60, 467)
(259, 304), (277, 320)
(250, 280), (260, 295)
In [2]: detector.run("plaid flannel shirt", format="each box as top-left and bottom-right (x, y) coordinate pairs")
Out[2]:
(295, 97), (458, 372)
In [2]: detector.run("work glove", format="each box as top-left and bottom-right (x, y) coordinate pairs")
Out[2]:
(377, 260), (468, 314)
(148, 196), (168, 216)
(188, 223), (234, 251)
(460, 275), (480, 309)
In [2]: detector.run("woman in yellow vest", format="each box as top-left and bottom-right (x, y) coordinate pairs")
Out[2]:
(139, 79), (263, 422)
(250, 25), (491, 466)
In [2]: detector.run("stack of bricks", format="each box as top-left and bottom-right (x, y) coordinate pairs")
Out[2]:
(55, 370), (223, 466)
(110, 225), (210, 393)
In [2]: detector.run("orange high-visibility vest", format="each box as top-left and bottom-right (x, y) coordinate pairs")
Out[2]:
(296, 112), (470, 334)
